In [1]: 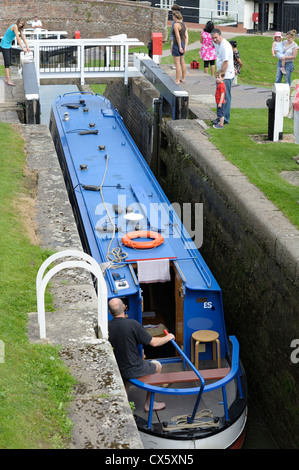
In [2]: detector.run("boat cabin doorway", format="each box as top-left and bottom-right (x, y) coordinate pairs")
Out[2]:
(135, 261), (185, 358)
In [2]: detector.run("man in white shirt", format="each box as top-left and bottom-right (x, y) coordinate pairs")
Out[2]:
(32, 16), (42, 39)
(211, 29), (235, 125)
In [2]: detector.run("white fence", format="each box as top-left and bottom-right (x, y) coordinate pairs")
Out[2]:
(155, 3), (239, 26)
(13, 28), (68, 44)
(23, 36), (144, 85)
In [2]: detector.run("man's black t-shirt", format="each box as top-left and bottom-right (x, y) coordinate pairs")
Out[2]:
(108, 317), (154, 380)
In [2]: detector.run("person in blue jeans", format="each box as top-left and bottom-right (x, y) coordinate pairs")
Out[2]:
(275, 30), (298, 87)
(211, 29), (235, 125)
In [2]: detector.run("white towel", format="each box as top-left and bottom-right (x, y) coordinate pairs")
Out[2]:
(137, 259), (170, 283)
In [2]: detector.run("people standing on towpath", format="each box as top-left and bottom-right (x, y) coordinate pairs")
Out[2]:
(199, 21), (216, 77)
(172, 10), (188, 85)
(211, 29), (234, 125)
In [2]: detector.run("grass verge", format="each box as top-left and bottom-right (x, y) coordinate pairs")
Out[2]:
(160, 33), (299, 88)
(0, 123), (76, 448)
(159, 33), (299, 228)
(207, 109), (299, 229)
(225, 36), (299, 88)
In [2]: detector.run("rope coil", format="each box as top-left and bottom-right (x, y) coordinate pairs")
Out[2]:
(162, 409), (219, 431)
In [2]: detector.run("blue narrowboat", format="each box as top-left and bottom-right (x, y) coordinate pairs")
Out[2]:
(50, 91), (247, 449)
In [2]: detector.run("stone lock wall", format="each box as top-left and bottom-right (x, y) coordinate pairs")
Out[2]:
(0, 0), (168, 44)
(159, 120), (299, 450)
(104, 76), (160, 165)
(103, 77), (299, 449)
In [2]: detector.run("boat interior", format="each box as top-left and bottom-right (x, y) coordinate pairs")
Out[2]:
(131, 260), (183, 355)
(126, 263), (239, 432)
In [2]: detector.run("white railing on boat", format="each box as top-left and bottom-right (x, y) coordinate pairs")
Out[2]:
(18, 36), (144, 85)
(129, 335), (244, 429)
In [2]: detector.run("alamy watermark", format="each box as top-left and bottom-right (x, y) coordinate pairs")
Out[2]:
(290, 339), (299, 364)
(94, 196), (203, 249)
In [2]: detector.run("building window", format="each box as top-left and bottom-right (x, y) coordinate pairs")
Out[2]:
(217, 1), (229, 16)
(161, 0), (173, 9)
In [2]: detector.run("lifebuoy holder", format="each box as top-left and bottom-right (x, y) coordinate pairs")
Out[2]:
(122, 230), (164, 249)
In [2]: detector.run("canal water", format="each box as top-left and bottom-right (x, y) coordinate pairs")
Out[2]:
(39, 84), (79, 125)
(243, 398), (278, 449)
(38, 84), (280, 449)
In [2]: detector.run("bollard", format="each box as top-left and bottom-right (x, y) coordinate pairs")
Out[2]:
(266, 92), (275, 141)
(267, 83), (289, 141)
(75, 31), (80, 39)
(147, 39), (153, 59)
(152, 32), (162, 64)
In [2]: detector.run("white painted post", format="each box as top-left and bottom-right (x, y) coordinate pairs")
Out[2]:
(80, 44), (85, 85)
(272, 83), (290, 141)
(33, 43), (40, 85)
(124, 44), (129, 85)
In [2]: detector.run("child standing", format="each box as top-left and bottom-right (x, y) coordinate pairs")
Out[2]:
(272, 32), (286, 74)
(229, 40), (243, 83)
(213, 70), (226, 129)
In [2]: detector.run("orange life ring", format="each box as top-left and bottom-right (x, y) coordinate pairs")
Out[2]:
(122, 230), (164, 249)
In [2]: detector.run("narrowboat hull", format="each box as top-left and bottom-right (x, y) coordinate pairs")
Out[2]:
(138, 407), (247, 449)
(49, 91), (248, 449)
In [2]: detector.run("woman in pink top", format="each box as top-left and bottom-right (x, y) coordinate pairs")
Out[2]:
(199, 21), (216, 77)
(293, 80), (299, 146)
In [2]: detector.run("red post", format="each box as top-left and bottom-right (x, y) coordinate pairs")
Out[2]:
(151, 32), (162, 63)
(75, 31), (80, 39)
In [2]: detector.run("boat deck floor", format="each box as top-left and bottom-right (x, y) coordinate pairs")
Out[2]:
(128, 358), (236, 426)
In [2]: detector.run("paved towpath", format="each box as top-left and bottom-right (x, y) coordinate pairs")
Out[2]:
(160, 31), (273, 121)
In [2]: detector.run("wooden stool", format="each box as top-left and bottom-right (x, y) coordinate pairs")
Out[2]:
(191, 330), (221, 369)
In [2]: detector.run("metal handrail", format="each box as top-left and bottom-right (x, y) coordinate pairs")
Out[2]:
(36, 250), (108, 339)
(166, 332), (205, 424)
(130, 330), (205, 428)
(129, 335), (242, 428)
(23, 37), (144, 85)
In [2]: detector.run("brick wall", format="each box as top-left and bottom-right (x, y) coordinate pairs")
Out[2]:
(0, 0), (168, 44)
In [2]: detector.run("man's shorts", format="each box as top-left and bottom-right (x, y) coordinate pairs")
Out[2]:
(137, 359), (161, 376)
(123, 360), (162, 381)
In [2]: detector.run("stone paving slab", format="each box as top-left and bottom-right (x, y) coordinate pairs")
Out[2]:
(160, 64), (272, 116)
(160, 33), (273, 117)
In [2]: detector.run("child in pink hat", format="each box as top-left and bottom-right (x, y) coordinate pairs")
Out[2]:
(272, 32), (286, 74)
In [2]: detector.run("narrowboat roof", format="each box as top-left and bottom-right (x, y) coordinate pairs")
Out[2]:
(51, 92), (221, 298)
